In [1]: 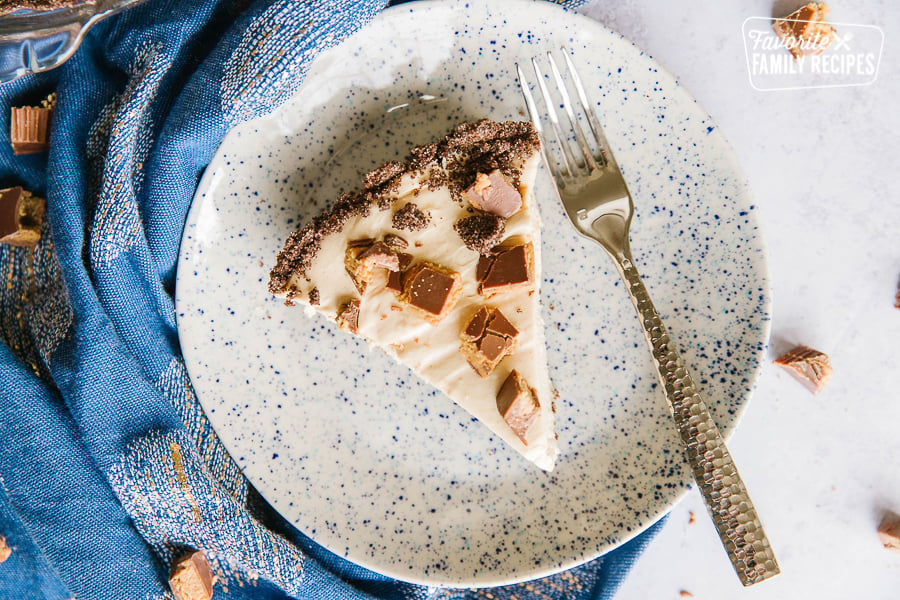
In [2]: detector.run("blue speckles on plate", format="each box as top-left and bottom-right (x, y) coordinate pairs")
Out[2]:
(175, 0), (771, 588)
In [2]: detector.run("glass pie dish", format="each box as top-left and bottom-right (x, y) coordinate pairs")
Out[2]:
(0, 0), (146, 83)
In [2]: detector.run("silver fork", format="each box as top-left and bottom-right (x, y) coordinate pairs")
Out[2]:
(517, 51), (779, 586)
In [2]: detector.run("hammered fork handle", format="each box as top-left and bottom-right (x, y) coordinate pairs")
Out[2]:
(614, 253), (779, 586)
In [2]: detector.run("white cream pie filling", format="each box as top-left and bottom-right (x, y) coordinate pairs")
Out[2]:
(271, 121), (559, 471)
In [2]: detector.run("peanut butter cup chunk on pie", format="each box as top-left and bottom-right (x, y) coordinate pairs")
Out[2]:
(269, 119), (558, 470)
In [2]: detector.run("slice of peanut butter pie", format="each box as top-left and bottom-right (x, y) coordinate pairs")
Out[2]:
(269, 119), (559, 470)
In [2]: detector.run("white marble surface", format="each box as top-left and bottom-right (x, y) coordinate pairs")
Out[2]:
(574, 0), (900, 598)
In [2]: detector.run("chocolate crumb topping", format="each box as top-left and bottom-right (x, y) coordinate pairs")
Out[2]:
(308, 287), (320, 306)
(392, 202), (430, 232)
(421, 166), (448, 191)
(269, 119), (539, 295)
(363, 160), (405, 189)
(454, 214), (506, 254)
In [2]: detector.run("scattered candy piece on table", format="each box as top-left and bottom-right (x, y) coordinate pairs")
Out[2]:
(169, 550), (214, 600)
(774, 344), (833, 394)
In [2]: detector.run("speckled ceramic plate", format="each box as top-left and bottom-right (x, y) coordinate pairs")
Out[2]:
(176, 0), (771, 587)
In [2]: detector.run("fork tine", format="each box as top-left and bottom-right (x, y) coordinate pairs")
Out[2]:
(546, 52), (598, 172)
(562, 49), (609, 167)
(531, 58), (580, 178)
(516, 63), (563, 183)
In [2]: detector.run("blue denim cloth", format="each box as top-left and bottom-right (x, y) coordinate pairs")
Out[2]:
(0, 1), (664, 598)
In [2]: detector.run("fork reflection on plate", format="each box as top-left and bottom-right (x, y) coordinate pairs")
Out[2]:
(517, 50), (779, 586)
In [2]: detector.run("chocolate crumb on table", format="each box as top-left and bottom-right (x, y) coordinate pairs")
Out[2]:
(894, 279), (900, 309)
(774, 344), (832, 394)
(169, 549), (214, 600)
(0, 186), (45, 247)
(773, 2), (836, 61)
(0, 535), (10, 563)
(878, 511), (900, 553)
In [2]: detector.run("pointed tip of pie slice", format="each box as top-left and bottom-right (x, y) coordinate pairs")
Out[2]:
(270, 119), (559, 471)
(527, 440), (560, 472)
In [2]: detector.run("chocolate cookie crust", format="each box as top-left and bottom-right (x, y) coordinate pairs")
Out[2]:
(269, 119), (539, 297)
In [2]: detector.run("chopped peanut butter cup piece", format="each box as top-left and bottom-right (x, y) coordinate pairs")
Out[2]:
(0, 535), (10, 563)
(878, 512), (900, 553)
(773, 2), (836, 61)
(383, 233), (409, 250)
(386, 252), (413, 294)
(344, 244), (372, 293)
(460, 306), (519, 377)
(0, 186), (45, 247)
(169, 550), (214, 600)
(774, 344), (832, 394)
(400, 261), (461, 323)
(357, 241), (400, 271)
(345, 239), (400, 293)
(477, 238), (534, 297)
(335, 298), (361, 334)
(464, 170), (523, 218)
(10, 102), (52, 155)
(496, 369), (541, 444)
